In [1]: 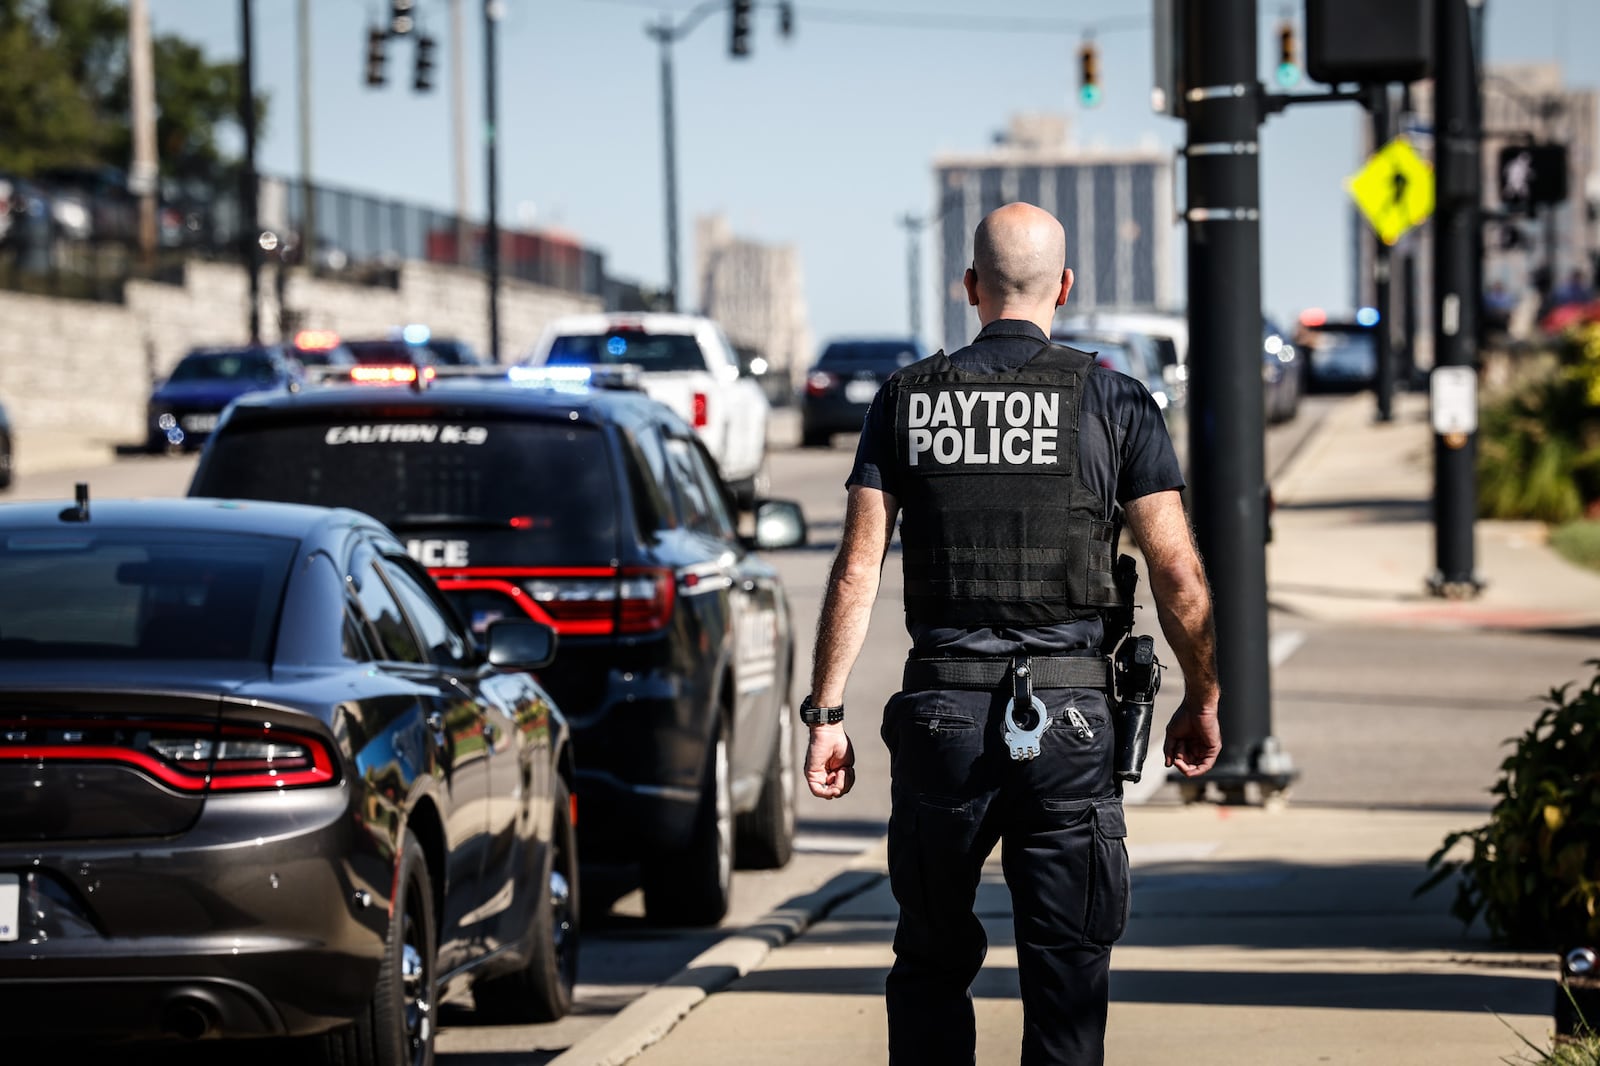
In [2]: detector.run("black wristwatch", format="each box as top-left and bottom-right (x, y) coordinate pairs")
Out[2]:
(799, 695), (844, 726)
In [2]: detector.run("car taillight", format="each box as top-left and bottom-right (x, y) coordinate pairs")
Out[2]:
(806, 371), (840, 397)
(692, 392), (709, 428)
(0, 719), (338, 793)
(520, 566), (675, 635)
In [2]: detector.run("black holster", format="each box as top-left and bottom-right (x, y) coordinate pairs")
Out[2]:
(1112, 634), (1160, 783)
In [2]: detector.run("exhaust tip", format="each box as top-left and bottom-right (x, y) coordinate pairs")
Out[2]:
(160, 994), (218, 1040)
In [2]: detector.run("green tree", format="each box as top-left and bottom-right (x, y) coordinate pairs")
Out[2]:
(0, 0), (266, 185)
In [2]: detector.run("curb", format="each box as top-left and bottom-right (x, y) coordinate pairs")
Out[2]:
(549, 843), (889, 1066)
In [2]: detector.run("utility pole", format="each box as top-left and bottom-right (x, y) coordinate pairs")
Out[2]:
(1371, 84), (1396, 421)
(297, 0), (315, 269)
(239, 0), (261, 343)
(650, 18), (682, 309)
(1427, 0), (1483, 597)
(1180, 0), (1294, 803)
(451, 0), (470, 267)
(899, 214), (922, 345)
(483, 0), (502, 361)
(128, 0), (158, 271)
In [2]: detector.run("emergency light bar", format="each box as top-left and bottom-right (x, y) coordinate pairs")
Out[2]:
(506, 364), (645, 391)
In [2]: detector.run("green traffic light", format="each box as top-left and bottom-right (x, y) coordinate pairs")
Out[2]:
(1079, 84), (1101, 107)
(1276, 62), (1300, 88)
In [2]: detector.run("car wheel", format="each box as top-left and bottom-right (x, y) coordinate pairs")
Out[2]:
(474, 777), (580, 1023)
(0, 433), (12, 490)
(642, 719), (733, 926)
(736, 703), (795, 870)
(317, 829), (437, 1066)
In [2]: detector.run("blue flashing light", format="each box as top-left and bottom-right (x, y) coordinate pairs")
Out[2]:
(606, 336), (628, 357)
(402, 324), (431, 344)
(1355, 307), (1381, 327)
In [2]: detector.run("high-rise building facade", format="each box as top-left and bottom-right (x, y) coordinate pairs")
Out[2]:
(934, 115), (1176, 350)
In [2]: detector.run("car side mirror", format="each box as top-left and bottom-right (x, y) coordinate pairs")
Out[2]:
(746, 499), (807, 551)
(484, 620), (557, 671)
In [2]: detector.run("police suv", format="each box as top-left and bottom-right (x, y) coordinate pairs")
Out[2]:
(188, 367), (807, 925)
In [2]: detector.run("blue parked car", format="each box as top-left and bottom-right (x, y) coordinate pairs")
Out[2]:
(146, 346), (303, 453)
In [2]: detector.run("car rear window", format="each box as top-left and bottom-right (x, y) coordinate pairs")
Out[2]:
(194, 417), (620, 563)
(346, 340), (423, 366)
(170, 351), (278, 384)
(546, 331), (706, 372)
(0, 530), (294, 661)
(818, 341), (919, 368)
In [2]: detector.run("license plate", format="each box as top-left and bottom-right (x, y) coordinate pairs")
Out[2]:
(0, 874), (18, 942)
(845, 379), (878, 404)
(181, 413), (219, 433)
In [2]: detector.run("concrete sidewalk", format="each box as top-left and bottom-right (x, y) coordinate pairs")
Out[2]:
(551, 391), (1591, 1066)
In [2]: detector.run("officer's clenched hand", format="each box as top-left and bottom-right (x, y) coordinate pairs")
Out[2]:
(1163, 700), (1221, 777)
(804, 723), (856, 799)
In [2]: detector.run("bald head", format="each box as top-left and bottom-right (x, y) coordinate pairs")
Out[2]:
(965, 203), (1073, 331)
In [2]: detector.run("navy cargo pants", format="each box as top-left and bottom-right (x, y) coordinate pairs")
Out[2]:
(882, 682), (1130, 1066)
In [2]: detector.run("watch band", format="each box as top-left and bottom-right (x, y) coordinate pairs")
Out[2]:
(799, 695), (844, 725)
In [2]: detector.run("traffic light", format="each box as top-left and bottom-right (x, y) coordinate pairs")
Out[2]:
(1078, 41), (1100, 107)
(730, 0), (752, 58)
(389, 0), (415, 37)
(779, 0), (794, 39)
(364, 26), (387, 88)
(414, 34), (436, 92)
(1276, 21), (1300, 87)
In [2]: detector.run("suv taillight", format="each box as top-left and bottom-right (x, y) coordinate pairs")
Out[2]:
(692, 392), (709, 428)
(521, 566), (675, 635)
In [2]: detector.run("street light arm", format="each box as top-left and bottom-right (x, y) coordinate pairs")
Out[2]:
(646, 0), (726, 43)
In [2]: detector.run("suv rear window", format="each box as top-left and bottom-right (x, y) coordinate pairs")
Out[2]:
(547, 331), (706, 372)
(346, 340), (425, 366)
(195, 417), (619, 563)
(818, 341), (919, 368)
(0, 530), (294, 661)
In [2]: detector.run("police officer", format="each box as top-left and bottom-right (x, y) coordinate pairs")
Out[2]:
(801, 202), (1221, 1066)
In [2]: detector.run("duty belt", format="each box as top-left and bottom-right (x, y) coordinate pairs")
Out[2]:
(902, 655), (1110, 692)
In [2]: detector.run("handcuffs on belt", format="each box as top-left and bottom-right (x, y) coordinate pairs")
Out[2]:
(1002, 655), (1094, 762)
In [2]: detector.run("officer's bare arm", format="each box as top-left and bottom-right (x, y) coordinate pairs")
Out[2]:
(1124, 490), (1219, 712)
(810, 485), (900, 706)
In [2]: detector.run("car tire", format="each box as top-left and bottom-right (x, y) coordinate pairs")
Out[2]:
(473, 777), (580, 1023)
(642, 719), (733, 926)
(0, 433), (12, 490)
(736, 703), (796, 870)
(316, 829), (437, 1066)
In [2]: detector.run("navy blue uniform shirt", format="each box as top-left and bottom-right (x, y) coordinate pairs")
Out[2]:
(847, 319), (1185, 659)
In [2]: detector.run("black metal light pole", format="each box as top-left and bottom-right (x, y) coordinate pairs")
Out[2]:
(1427, 0), (1483, 597)
(1181, 0), (1294, 801)
(649, 18), (683, 309)
(239, 0), (261, 343)
(483, 0), (502, 362)
(1370, 84), (1397, 421)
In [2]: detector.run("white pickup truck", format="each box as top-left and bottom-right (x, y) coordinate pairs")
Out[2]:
(526, 312), (770, 506)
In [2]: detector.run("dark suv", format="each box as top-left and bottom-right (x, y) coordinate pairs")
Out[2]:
(188, 372), (807, 925)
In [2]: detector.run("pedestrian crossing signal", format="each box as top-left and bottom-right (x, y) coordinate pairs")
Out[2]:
(1276, 22), (1300, 87)
(1078, 42), (1101, 107)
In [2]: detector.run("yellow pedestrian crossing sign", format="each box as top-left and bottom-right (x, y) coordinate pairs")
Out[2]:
(1347, 138), (1434, 246)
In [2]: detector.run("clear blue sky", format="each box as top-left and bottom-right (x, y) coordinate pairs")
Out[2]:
(148, 0), (1597, 352)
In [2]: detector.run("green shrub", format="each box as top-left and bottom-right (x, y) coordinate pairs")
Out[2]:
(1552, 521), (1600, 575)
(1421, 661), (1600, 948)
(1478, 326), (1600, 523)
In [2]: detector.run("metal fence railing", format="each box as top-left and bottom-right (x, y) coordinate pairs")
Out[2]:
(0, 171), (607, 304)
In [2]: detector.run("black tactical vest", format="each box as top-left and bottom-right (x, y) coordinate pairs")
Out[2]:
(889, 342), (1123, 628)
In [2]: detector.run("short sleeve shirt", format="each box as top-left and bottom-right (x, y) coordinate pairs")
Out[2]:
(848, 319), (1185, 658)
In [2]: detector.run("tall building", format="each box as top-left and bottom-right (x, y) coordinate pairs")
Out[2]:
(933, 114), (1176, 351)
(694, 215), (813, 389)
